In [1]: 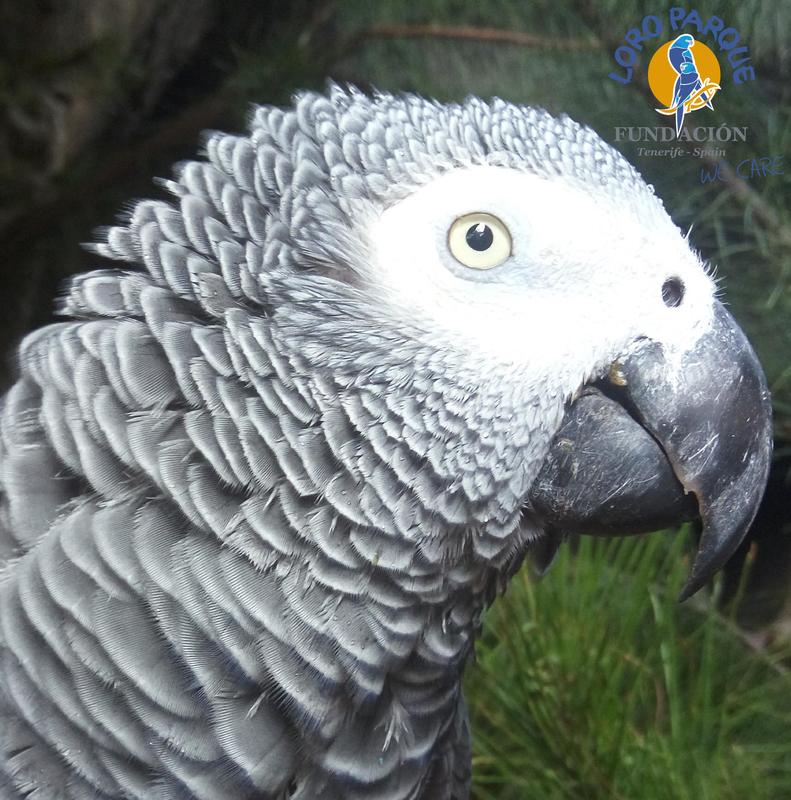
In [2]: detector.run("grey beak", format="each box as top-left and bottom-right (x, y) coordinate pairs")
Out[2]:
(530, 300), (773, 600)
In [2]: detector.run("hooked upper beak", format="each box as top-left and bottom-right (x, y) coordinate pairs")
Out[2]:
(529, 300), (773, 599)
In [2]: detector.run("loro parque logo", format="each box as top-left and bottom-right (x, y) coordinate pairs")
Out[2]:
(609, 8), (754, 142)
(649, 34), (720, 136)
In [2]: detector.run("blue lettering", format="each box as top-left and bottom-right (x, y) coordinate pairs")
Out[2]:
(733, 65), (755, 84)
(624, 28), (646, 50)
(702, 15), (725, 40)
(719, 27), (740, 49)
(700, 163), (722, 184)
(643, 15), (662, 38)
(680, 10), (704, 33)
(669, 7), (686, 30)
(615, 46), (637, 67)
(609, 68), (633, 84)
(727, 46), (750, 68)
(611, 13), (756, 89)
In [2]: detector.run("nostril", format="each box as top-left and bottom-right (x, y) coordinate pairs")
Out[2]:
(662, 277), (685, 307)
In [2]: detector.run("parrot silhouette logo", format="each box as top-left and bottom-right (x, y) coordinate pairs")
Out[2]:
(651, 34), (722, 135)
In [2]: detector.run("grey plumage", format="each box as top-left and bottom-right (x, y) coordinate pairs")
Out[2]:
(0, 86), (709, 799)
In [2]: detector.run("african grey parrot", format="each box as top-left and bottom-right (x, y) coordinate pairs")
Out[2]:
(0, 86), (772, 799)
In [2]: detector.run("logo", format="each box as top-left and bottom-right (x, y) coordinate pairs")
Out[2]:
(608, 9), (756, 142)
(648, 35), (721, 135)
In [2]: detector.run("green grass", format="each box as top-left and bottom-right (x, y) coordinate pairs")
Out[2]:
(466, 532), (791, 800)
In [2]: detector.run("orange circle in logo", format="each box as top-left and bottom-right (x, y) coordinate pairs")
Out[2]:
(647, 38), (721, 108)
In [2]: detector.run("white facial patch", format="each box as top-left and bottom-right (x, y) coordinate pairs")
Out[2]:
(366, 165), (716, 387)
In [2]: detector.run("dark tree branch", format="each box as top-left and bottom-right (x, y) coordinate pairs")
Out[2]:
(354, 23), (598, 51)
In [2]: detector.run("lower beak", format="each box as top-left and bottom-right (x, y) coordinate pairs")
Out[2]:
(529, 300), (773, 599)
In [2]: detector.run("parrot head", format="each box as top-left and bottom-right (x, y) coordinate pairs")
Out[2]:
(262, 86), (771, 597)
(672, 34), (696, 50)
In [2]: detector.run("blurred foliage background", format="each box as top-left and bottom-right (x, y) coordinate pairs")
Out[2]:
(1, 1), (790, 797)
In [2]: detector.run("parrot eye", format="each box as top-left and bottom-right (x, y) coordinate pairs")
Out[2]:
(448, 213), (512, 269)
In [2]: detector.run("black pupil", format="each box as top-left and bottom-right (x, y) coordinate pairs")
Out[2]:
(662, 277), (685, 307)
(466, 223), (494, 251)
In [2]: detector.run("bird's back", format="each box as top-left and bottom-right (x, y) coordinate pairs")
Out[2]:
(0, 92), (477, 800)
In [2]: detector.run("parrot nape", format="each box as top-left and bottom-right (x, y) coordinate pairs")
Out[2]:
(0, 86), (772, 800)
